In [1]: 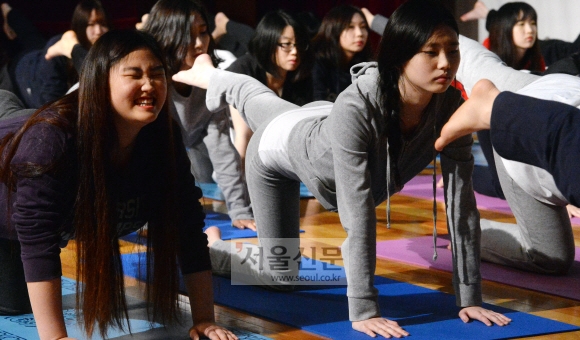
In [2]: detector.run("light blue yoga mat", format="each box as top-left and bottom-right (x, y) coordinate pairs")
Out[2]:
(199, 182), (314, 201)
(121, 253), (579, 340)
(0, 277), (271, 340)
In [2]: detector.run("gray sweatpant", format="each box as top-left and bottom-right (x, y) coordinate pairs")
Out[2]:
(208, 78), (304, 289)
(458, 35), (575, 274)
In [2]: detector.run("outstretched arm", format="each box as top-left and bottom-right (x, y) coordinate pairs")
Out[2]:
(27, 278), (73, 339)
(184, 270), (238, 340)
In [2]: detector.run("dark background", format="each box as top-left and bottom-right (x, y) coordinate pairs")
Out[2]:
(9, 0), (477, 41)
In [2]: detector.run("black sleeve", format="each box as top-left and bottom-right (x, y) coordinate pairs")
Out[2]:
(491, 91), (580, 206)
(173, 125), (211, 274)
(71, 44), (88, 73)
(312, 60), (331, 101)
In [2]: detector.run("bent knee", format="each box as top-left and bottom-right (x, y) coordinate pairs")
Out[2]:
(528, 250), (574, 275)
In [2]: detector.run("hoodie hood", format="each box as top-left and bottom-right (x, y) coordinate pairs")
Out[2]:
(350, 62), (379, 83)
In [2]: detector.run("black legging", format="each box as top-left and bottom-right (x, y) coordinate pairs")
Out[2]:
(0, 238), (32, 315)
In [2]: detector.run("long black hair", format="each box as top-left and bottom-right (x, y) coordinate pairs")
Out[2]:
(311, 5), (372, 70)
(71, 0), (110, 50)
(487, 2), (543, 71)
(143, 0), (220, 75)
(0, 29), (180, 338)
(377, 0), (458, 121)
(248, 10), (311, 82)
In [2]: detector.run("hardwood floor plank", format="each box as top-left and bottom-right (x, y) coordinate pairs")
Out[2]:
(57, 188), (580, 339)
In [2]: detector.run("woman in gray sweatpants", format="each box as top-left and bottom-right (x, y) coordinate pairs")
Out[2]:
(457, 35), (576, 274)
(178, 1), (513, 337)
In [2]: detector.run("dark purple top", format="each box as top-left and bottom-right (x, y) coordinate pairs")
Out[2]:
(0, 109), (211, 282)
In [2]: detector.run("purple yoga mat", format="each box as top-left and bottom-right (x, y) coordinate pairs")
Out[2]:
(376, 236), (580, 300)
(399, 175), (580, 226)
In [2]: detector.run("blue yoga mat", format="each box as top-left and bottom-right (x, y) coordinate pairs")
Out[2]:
(119, 211), (303, 244)
(0, 277), (272, 340)
(121, 253), (579, 340)
(204, 211), (304, 239)
(199, 182), (314, 201)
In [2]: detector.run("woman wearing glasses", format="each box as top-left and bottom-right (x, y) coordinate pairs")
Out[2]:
(225, 10), (312, 165)
(311, 5), (372, 102)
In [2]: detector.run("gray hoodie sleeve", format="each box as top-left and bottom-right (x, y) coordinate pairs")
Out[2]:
(328, 85), (381, 321)
(204, 107), (253, 221)
(440, 133), (483, 307)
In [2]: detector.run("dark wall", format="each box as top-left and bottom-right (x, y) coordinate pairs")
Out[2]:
(11, 0), (476, 42)
(9, 0), (157, 38)
(214, 0), (404, 28)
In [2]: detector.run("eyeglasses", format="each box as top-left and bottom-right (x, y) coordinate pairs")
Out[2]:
(277, 42), (308, 52)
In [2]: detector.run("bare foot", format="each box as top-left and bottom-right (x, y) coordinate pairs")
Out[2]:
(360, 8), (375, 27)
(212, 12), (229, 41)
(1, 3), (16, 40)
(172, 53), (215, 89)
(45, 30), (78, 60)
(204, 226), (222, 247)
(436, 177), (444, 188)
(460, 1), (489, 22)
(135, 13), (149, 30)
(435, 79), (499, 151)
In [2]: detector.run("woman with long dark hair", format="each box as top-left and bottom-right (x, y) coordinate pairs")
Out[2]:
(0, 29), (236, 340)
(487, 2), (545, 72)
(5, 0), (109, 108)
(174, 0), (511, 337)
(311, 5), (372, 102)
(143, 0), (254, 230)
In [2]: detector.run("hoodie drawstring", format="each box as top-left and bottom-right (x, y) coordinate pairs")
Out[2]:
(386, 146), (391, 229)
(385, 112), (438, 262)
(432, 124), (439, 261)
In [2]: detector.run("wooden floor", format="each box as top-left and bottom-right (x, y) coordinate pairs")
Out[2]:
(60, 177), (580, 340)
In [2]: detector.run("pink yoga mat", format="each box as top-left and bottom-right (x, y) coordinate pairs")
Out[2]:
(376, 236), (580, 300)
(399, 175), (580, 226)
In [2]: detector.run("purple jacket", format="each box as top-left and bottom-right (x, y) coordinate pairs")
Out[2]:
(0, 105), (210, 282)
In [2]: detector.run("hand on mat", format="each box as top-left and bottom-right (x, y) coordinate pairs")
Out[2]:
(352, 317), (409, 338)
(189, 323), (238, 340)
(459, 306), (512, 326)
(566, 204), (580, 219)
(172, 54), (215, 89)
(232, 219), (257, 231)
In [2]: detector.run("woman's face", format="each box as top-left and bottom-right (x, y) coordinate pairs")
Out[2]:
(339, 13), (368, 59)
(512, 13), (537, 51)
(181, 11), (210, 71)
(274, 25), (300, 74)
(86, 9), (109, 45)
(109, 48), (167, 133)
(400, 25), (460, 96)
